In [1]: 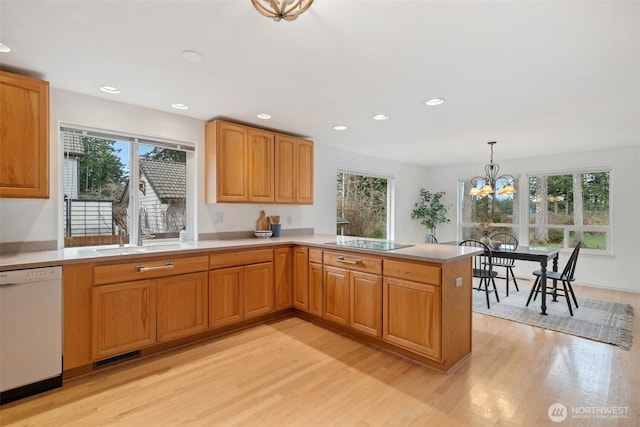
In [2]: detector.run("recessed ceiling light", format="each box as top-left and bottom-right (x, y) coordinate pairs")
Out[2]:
(257, 113), (271, 119)
(333, 125), (348, 131)
(425, 98), (445, 106)
(0, 43), (11, 53)
(373, 114), (390, 121)
(181, 50), (204, 63)
(99, 85), (121, 94)
(171, 103), (189, 110)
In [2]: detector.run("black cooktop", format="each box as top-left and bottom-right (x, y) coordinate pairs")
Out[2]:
(325, 239), (414, 251)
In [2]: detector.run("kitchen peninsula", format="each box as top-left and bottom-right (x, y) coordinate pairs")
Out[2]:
(0, 235), (480, 377)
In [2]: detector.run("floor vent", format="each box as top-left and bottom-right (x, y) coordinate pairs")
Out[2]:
(94, 350), (141, 369)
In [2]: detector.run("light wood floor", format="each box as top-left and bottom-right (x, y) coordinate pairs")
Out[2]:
(1, 281), (638, 426)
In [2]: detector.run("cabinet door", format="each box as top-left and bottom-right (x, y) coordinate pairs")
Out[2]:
(274, 135), (296, 203)
(309, 262), (323, 316)
(157, 272), (208, 342)
(209, 267), (243, 328)
(247, 128), (274, 202)
(0, 71), (49, 199)
(296, 139), (314, 204)
(91, 280), (156, 360)
(274, 247), (293, 310)
(323, 266), (350, 325)
(211, 121), (248, 203)
(243, 262), (274, 319)
(350, 271), (382, 337)
(383, 277), (441, 359)
(293, 247), (309, 311)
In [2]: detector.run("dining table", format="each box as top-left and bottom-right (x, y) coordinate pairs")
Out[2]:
(443, 241), (561, 315)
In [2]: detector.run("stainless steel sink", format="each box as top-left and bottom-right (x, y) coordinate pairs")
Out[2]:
(95, 243), (190, 255)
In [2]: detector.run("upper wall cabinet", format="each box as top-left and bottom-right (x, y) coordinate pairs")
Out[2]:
(205, 119), (313, 204)
(0, 71), (50, 199)
(275, 135), (314, 205)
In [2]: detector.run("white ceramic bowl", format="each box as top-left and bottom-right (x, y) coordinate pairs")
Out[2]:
(254, 230), (273, 238)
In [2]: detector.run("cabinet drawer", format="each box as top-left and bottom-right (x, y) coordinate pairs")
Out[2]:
(323, 251), (382, 275)
(383, 259), (441, 286)
(209, 249), (273, 269)
(309, 248), (323, 264)
(94, 256), (209, 285)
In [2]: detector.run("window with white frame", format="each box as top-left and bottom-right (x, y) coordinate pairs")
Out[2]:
(528, 170), (610, 253)
(61, 125), (195, 248)
(459, 176), (520, 239)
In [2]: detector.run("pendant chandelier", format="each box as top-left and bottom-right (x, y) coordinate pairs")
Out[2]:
(469, 141), (517, 197)
(250, 0), (314, 21)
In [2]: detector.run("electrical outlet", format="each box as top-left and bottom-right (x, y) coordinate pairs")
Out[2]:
(455, 277), (463, 287)
(215, 212), (224, 224)
(287, 216), (292, 225)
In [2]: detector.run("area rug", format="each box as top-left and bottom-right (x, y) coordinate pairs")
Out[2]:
(472, 284), (634, 349)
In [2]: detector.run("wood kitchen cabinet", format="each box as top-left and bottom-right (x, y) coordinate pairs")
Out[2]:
(274, 135), (313, 204)
(292, 246), (309, 311)
(205, 119), (313, 204)
(205, 120), (275, 203)
(0, 71), (50, 199)
(323, 266), (350, 325)
(274, 247), (293, 310)
(209, 249), (274, 328)
(156, 272), (208, 342)
(91, 255), (208, 361)
(293, 247), (323, 315)
(382, 260), (442, 359)
(322, 251), (382, 335)
(91, 280), (157, 360)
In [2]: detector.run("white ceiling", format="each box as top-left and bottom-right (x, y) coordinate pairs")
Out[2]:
(1, 0), (639, 168)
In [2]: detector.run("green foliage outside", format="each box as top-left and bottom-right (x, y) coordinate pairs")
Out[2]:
(336, 173), (387, 238)
(78, 137), (126, 200)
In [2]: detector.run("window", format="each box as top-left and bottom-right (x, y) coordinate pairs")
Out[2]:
(459, 177), (520, 239)
(61, 125), (195, 248)
(528, 170), (610, 253)
(336, 171), (391, 239)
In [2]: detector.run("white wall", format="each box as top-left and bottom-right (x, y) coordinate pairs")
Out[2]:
(1, 88), (637, 292)
(424, 146), (640, 292)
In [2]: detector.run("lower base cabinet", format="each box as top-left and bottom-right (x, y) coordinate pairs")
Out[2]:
(350, 271), (382, 337)
(382, 277), (442, 359)
(91, 280), (157, 360)
(209, 257), (274, 329)
(157, 272), (208, 342)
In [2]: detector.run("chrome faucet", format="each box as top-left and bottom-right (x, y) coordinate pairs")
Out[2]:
(137, 206), (149, 246)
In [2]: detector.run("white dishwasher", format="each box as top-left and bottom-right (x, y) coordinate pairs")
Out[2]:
(0, 266), (63, 404)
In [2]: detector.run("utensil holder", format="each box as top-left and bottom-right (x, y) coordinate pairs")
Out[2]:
(269, 223), (281, 237)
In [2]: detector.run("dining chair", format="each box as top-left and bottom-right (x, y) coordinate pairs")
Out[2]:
(424, 233), (438, 244)
(489, 232), (519, 297)
(526, 241), (582, 316)
(459, 240), (499, 309)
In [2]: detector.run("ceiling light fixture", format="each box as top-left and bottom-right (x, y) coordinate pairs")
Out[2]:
(250, 0), (314, 22)
(0, 43), (11, 53)
(425, 98), (445, 106)
(469, 141), (517, 197)
(171, 103), (189, 110)
(372, 114), (390, 121)
(181, 50), (204, 63)
(333, 125), (347, 131)
(98, 85), (121, 94)
(257, 113), (271, 119)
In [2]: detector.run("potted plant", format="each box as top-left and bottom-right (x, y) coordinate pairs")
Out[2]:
(411, 189), (450, 236)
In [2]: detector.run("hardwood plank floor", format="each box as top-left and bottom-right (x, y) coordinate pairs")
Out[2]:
(1, 280), (638, 426)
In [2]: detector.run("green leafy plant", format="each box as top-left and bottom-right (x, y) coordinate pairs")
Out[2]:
(411, 189), (450, 235)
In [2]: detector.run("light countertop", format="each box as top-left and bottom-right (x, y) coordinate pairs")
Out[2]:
(0, 234), (481, 271)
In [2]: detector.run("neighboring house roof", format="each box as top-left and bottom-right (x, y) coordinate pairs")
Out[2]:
(139, 159), (186, 201)
(62, 132), (85, 157)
